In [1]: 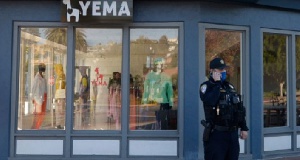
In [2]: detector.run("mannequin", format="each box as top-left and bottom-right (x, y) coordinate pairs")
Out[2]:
(108, 72), (121, 129)
(142, 57), (174, 130)
(54, 64), (66, 129)
(90, 80), (98, 128)
(142, 57), (173, 108)
(78, 66), (90, 129)
(31, 63), (47, 129)
(129, 74), (136, 130)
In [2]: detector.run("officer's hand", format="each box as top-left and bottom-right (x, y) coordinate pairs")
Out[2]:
(212, 71), (221, 81)
(240, 131), (248, 140)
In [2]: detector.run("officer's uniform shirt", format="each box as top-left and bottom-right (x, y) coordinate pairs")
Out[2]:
(200, 76), (248, 131)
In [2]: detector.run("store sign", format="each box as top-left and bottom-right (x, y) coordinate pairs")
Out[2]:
(61, 0), (132, 23)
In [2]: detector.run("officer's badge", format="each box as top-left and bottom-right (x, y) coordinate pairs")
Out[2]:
(201, 84), (207, 93)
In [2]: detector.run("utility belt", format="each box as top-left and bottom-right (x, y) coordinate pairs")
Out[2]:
(214, 125), (237, 132)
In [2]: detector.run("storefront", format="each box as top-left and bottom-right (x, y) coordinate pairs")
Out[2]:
(1, 0), (300, 159)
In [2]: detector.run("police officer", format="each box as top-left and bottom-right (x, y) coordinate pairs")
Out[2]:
(200, 58), (249, 160)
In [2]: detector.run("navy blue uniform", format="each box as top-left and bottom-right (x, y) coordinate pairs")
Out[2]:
(200, 77), (248, 160)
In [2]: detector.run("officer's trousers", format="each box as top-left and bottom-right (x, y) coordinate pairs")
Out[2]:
(203, 130), (239, 160)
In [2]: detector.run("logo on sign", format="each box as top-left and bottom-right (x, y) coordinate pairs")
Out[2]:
(62, 0), (132, 23)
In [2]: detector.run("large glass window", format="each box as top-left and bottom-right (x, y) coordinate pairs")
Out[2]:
(203, 27), (247, 155)
(205, 29), (242, 93)
(73, 28), (122, 130)
(18, 28), (67, 130)
(263, 33), (288, 128)
(14, 23), (182, 158)
(129, 28), (178, 130)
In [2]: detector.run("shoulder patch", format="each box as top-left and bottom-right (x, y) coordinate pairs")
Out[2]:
(201, 84), (207, 93)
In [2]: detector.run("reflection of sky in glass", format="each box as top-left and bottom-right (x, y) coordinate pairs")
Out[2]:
(130, 28), (178, 40)
(37, 28), (178, 46)
(37, 28), (48, 44)
(84, 29), (123, 46)
(84, 28), (178, 46)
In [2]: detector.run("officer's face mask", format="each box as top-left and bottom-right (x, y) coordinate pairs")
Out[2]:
(220, 71), (227, 81)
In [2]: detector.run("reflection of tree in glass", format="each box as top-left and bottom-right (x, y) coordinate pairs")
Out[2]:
(158, 35), (169, 54)
(205, 30), (240, 77)
(296, 37), (300, 90)
(45, 28), (87, 52)
(131, 35), (170, 56)
(263, 33), (287, 93)
(130, 34), (178, 77)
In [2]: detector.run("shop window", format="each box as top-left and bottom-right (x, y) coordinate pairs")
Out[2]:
(14, 23), (182, 159)
(205, 29), (242, 93)
(263, 33), (288, 128)
(18, 28), (67, 130)
(129, 28), (178, 130)
(73, 28), (122, 130)
(203, 27), (248, 154)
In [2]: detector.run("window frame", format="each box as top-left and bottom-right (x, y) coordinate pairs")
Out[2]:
(261, 28), (300, 154)
(198, 23), (250, 158)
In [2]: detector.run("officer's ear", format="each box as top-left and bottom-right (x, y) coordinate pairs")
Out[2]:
(209, 69), (213, 76)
